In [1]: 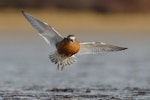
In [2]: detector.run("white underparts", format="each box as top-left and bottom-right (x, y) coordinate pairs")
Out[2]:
(49, 51), (77, 70)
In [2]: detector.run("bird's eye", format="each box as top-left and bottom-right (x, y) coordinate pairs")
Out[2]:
(69, 38), (73, 42)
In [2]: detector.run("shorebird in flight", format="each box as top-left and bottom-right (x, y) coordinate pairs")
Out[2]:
(22, 11), (127, 70)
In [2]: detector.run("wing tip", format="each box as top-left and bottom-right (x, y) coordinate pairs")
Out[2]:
(116, 47), (128, 51)
(21, 10), (30, 20)
(121, 47), (128, 50)
(21, 10), (26, 16)
(21, 10), (24, 13)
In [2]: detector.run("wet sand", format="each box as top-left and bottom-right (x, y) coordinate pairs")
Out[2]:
(1, 87), (150, 99)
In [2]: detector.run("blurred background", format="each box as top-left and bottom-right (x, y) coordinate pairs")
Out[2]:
(0, 0), (150, 90)
(1, 0), (150, 13)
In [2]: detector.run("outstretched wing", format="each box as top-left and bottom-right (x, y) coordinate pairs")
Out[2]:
(78, 42), (127, 55)
(22, 11), (63, 47)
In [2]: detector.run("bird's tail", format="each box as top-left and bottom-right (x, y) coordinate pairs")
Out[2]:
(49, 51), (77, 70)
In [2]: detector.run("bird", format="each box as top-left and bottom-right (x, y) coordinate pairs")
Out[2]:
(22, 11), (127, 70)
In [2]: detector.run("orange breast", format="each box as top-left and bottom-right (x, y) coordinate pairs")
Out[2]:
(57, 39), (80, 57)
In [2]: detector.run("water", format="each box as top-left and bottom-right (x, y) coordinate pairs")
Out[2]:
(0, 31), (150, 99)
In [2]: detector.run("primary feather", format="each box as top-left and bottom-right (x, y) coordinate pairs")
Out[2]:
(22, 10), (63, 47)
(78, 42), (127, 55)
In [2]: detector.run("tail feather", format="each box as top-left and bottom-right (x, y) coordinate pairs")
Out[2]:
(49, 51), (77, 70)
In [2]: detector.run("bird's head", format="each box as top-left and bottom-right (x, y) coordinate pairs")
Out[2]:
(66, 35), (76, 42)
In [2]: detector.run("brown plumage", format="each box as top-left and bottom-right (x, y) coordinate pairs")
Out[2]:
(57, 36), (80, 57)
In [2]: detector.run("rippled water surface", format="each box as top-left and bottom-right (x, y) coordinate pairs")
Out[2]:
(0, 31), (150, 99)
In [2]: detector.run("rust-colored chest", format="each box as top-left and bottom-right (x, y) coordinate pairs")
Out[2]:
(56, 39), (80, 57)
